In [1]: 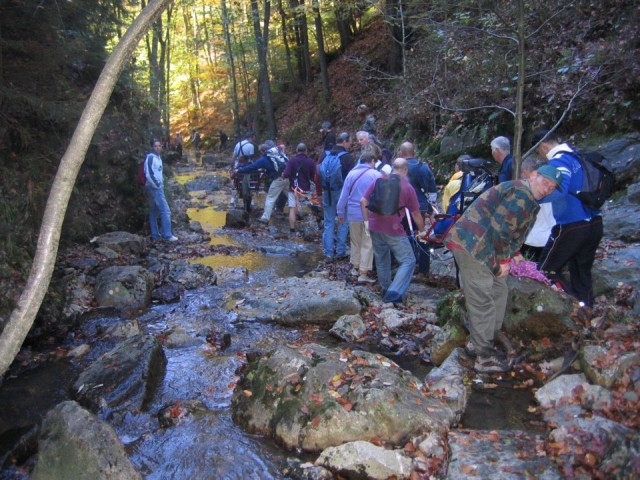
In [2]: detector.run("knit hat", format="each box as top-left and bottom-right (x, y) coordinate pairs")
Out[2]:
(537, 164), (563, 191)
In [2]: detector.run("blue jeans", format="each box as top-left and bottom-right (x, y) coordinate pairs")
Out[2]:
(322, 189), (348, 257)
(145, 185), (173, 239)
(371, 231), (416, 302)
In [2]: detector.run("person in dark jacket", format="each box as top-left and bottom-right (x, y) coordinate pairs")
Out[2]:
(400, 142), (437, 278)
(236, 142), (288, 224)
(491, 136), (513, 183)
(283, 143), (316, 232)
(320, 132), (355, 259)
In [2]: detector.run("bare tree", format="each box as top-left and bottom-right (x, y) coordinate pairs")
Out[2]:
(0, 0), (172, 378)
(250, 0), (276, 137)
(312, 0), (330, 99)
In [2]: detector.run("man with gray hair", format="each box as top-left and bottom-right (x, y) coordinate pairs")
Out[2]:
(491, 136), (513, 183)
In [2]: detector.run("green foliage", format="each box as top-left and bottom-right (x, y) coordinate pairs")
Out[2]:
(435, 291), (465, 328)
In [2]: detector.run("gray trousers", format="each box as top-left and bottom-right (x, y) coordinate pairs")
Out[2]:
(452, 248), (508, 352)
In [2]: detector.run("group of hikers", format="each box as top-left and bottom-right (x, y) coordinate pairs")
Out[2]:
(143, 108), (605, 375)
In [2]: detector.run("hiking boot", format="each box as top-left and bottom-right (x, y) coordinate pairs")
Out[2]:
(474, 353), (510, 374)
(464, 341), (478, 358)
(256, 217), (269, 224)
(166, 235), (178, 242)
(349, 267), (359, 277)
(495, 331), (517, 356)
(357, 274), (376, 284)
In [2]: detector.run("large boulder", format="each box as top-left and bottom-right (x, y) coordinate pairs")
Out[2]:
(167, 260), (217, 289)
(94, 265), (153, 309)
(502, 277), (575, 339)
(228, 277), (362, 326)
(73, 335), (166, 416)
(592, 245), (640, 296)
(31, 401), (141, 480)
(231, 343), (455, 452)
(91, 231), (144, 256)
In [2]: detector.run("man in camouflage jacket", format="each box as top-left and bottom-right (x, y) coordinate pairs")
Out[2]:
(445, 165), (562, 374)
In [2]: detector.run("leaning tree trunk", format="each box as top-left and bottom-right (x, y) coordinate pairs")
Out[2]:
(0, 0), (172, 378)
(512, 0), (526, 180)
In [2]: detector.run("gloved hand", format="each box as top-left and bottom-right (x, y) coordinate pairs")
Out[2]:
(364, 220), (370, 237)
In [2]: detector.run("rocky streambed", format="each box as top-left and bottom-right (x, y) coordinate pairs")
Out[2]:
(0, 155), (638, 479)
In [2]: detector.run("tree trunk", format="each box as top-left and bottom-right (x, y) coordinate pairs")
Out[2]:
(277, 0), (296, 87)
(0, 0), (172, 378)
(221, 0), (241, 135)
(250, 0), (276, 138)
(312, 0), (330, 99)
(512, 0), (525, 180)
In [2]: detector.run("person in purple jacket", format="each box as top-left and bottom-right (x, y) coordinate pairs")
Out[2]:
(337, 146), (383, 283)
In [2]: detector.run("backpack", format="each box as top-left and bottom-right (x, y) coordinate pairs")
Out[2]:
(319, 151), (347, 190)
(567, 151), (615, 209)
(135, 158), (147, 186)
(367, 174), (402, 216)
(266, 147), (288, 173)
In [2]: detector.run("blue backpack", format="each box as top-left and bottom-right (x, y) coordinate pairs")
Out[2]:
(319, 151), (347, 190)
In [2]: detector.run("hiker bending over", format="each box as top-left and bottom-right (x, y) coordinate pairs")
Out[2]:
(360, 158), (425, 306)
(445, 164), (562, 374)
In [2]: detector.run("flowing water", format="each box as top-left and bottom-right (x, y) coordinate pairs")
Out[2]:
(0, 158), (540, 479)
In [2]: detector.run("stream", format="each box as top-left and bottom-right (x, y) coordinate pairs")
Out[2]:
(0, 159), (541, 479)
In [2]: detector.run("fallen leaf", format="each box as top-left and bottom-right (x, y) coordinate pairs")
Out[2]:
(242, 390), (253, 397)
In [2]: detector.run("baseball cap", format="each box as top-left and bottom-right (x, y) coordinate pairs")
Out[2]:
(537, 164), (563, 191)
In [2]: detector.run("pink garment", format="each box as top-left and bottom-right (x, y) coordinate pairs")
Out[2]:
(363, 175), (420, 236)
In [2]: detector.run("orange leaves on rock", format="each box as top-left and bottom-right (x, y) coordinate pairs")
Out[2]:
(336, 396), (353, 412)
(460, 464), (478, 475)
(487, 430), (501, 442)
(310, 416), (321, 428)
(329, 374), (346, 389)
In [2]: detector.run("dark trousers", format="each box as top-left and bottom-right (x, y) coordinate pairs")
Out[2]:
(538, 216), (603, 306)
(403, 212), (430, 274)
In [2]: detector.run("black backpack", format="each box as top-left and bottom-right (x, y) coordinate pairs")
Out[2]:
(568, 151), (615, 209)
(367, 174), (401, 216)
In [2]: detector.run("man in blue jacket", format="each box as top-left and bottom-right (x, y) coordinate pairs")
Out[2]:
(532, 130), (603, 307)
(491, 136), (513, 183)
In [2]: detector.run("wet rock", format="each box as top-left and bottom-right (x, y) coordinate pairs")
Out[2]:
(378, 306), (420, 332)
(215, 266), (249, 285)
(157, 400), (208, 428)
(429, 324), (465, 366)
(581, 344), (640, 389)
(503, 276), (574, 339)
(189, 220), (204, 232)
(152, 282), (183, 303)
(62, 272), (94, 318)
(258, 244), (298, 256)
(31, 401), (141, 480)
(94, 246), (120, 259)
(167, 260), (217, 289)
(446, 429), (561, 479)
(535, 373), (613, 410)
(544, 405), (640, 479)
(225, 207), (250, 228)
(231, 343), (455, 452)
(282, 458), (334, 480)
(164, 327), (204, 348)
(603, 203), (640, 242)
(330, 314), (366, 342)
(94, 265), (153, 310)
(315, 441), (413, 480)
(231, 277), (362, 326)
(424, 349), (468, 422)
(73, 335), (167, 416)
(592, 245), (640, 296)
(67, 344), (90, 358)
(91, 231), (144, 256)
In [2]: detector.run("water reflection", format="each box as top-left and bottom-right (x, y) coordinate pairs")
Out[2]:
(186, 205), (237, 246)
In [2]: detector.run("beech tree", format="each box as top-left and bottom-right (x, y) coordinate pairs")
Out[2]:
(0, 0), (172, 378)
